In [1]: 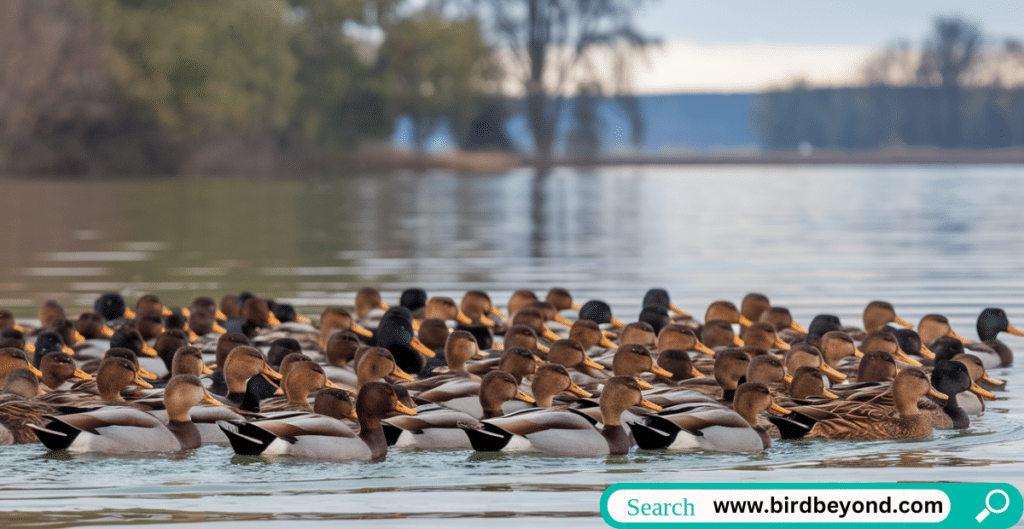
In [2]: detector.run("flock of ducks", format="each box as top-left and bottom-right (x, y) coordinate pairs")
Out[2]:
(0, 288), (1017, 462)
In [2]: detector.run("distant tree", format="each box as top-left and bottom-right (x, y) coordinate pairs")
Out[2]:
(917, 17), (982, 146)
(565, 82), (602, 160)
(449, 0), (656, 161)
(377, 9), (499, 152)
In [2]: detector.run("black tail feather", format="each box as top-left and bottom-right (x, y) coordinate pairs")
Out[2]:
(217, 420), (281, 455)
(628, 415), (682, 450)
(460, 422), (513, 452)
(28, 418), (81, 451)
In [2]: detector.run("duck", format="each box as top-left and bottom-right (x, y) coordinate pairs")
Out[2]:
(94, 293), (136, 322)
(2, 368), (45, 399)
(510, 307), (564, 343)
(74, 313), (115, 340)
(741, 322), (791, 351)
(354, 287), (390, 322)
(418, 297), (473, 329)
(642, 288), (691, 319)
(507, 290), (539, 318)
(0, 310), (25, 333)
(656, 324), (717, 357)
(135, 294), (174, 319)
(219, 294), (241, 320)
(30, 331), (77, 368)
(400, 288), (429, 317)
(265, 338), (304, 369)
(759, 306), (808, 342)
(402, 330), (486, 391)
(785, 366), (841, 401)
(323, 330), (362, 368)
(892, 328), (937, 362)
(618, 322), (657, 349)
(218, 346), (283, 406)
(30, 374), (223, 453)
(858, 330), (922, 367)
(968, 307), (1023, 367)
(568, 320), (617, 351)
(918, 314), (971, 347)
(578, 300), (626, 329)
(0, 368), (57, 444)
(217, 381), (417, 462)
(547, 287), (583, 313)
(927, 360), (976, 430)
(254, 361), (342, 413)
(349, 347), (415, 390)
(780, 368), (947, 440)
(109, 326), (160, 360)
(0, 348), (44, 386)
(701, 320), (743, 349)
(637, 305), (671, 335)
(414, 356), (535, 418)
(545, 339), (607, 379)
(373, 306), (437, 375)
(461, 376), (661, 455)
(185, 297), (228, 336)
(950, 353), (1001, 415)
(784, 344), (848, 385)
(704, 300), (755, 330)
(382, 370), (536, 450)
(818, 331), (861, 368)
(653, 350), (704, 382)
(169, 346), (214, 378)
(38, 352), (93, 391)
(855, 301), (915, 339)
(459, 291), (503, 327)
(207, 332), (253, 396)
(240, 296), (282, 337)
(628, 382), (791, 452)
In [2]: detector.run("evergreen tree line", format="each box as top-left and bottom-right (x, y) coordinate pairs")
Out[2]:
(751, 17), (1024, 151)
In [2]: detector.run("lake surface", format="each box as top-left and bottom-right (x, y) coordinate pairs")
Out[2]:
(1, 165), (1024, 528)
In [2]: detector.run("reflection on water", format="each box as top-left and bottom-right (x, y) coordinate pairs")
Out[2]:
(2, 165), (1024, 527)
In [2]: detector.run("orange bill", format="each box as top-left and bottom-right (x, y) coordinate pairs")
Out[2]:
(189, 330), (200, 342)
(1006, 324), (1024, 337)
(123, 307), (137, 319)
(262, 364), (284, 381)
(13, 323), (25, 332)
(609, 316), (626, 329)
(650, 364), (674, 378)
(137, 366), (159, 380)
(790, 321), (808, 334)
(738, 315), (755, 327)
(948, 330), (971, 345)
(267, 313), (282, 326)
(479, 314), (496, 326)
(212, 322), (228, 334)
(636, 378), (655, 390)
(535, 342), (550, 355)
(391, 365), (415, 382)
(769, 402), (792, 415)
(412, 319), (423, 332)
(599, 336), (618, 349)
(63, 345), (76, 356)
(568, 381), (592, 398)
(927, 386), (948, 400)
(395, 401), (418, 415)
(892, 315), (915, 329)
(694, 341), (716, 356)
(894, 351), (923, 367)
(72, 368), (93, 381)
(352, 323), (375, 338)
(36, 385), (47, 396)
(918, 345), (936, 360)
(133, 375), (154, 389)
(141, 344), (159, 357)
(690, 365), (704, 378)
(821, 388), (840, 399)
(514, 389), (536, 404)
(854, 348), (865, 358)
(162, 307), (174, 318)
(981, 373), (1006, 386)
(538, 328), (560, 343)
(490, 306), (507, 319)
(732, 336), (745, 347)
(202, 392), (226, 406)
(325, 379), (343, 389)
(581, 355), (606, 371)
(215, 309), (228, 320)
(180, 308), (191, 319)
(639, 398), (663, 412)
(455, 311), (473, 325)
(669, 304), (690, 318)
(27, 364), (43, 378)
(553, 314), (574, 327)
(783, 375), (794, 385)
(25, 343), (35, 353)
(773, 337), (791, 351)
(295, 314), (312, 324)
(202, 364), (214, 375)
(968, 383), (996, 400)
(101, 325), (115, 339)
(274, 385), (285, 396)
(73, 330), (86, 344)
(411, 336), (436, 358)
(820, 363), (848, 382)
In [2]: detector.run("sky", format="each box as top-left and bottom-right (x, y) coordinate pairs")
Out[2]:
(628, 0), (1024, 93)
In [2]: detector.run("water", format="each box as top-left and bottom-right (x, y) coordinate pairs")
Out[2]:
(2, 165), (1024, 528)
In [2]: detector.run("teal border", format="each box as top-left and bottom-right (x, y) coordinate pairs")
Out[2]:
(600, 482), (1023, 529)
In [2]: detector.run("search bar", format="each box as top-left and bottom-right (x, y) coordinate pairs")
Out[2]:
(601, 483), (1022, 528)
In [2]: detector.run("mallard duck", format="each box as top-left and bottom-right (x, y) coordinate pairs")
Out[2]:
(701, 320), (743, 349)
(655, 325), (717, 357)
(30, 374), (222, 453)
(759, 306), (808, 343)
(857, 301), (914, 338)
(169, 346), (214, 378)
(399, 288), (428, 317)
(546, 339), (607, 376)
(208, 332), (253, 396)
(255, 361), (342, 413)
(643, 288), (691, 319)
(507, 290), (539, 318)
(0, 310), (25, 333)
(785, 366), (841, 401)
(218, 346), (283, 406)
(462, 376), (661, 455)
(579, 300), (626, 329)
(741, 322), (791, 351)
(547, 287), (583, 313)
(457, 291), (502, 327)
(653, 350), (704, 382)
(414, 357), (533, 418)
(705, 300), (755, 330)
(618, 322), (657, 349)
(859, 330), (922, 367)
(784, 368), (947, 440)
(74, 313), (115, 340)
(3, 368), (45, 398)
(784, 344), (847, 384)
(185, 297), (228, 336)
(323, 330), (362, 368)
(676, 348), (749, 402)
(568, 320), (617, 351)
(853, 351), (898, 383)
(374, 307), (437, 375)
(401, 330), (486, 391)
(949, 353), (1000, 415)
(30, 331), (77, 368)
(239, 297), (282, 337)
(264, 338), (303, 369)
(510, 307), (564, 343)
(918, 314), (971, 347)
(0, 348), (44, 385)
(819, 331), (861, 368)
(628, 382), (791, 452)
(109, 326), (159, 359)
(0, 368), (56, 444)
(382, 370), (536, 450)
(344, 347), (414, 390)
(38, 352), (92, 391)
(218, 381), (417, 462)
(353, 287), (390, 323)
(892, 329), (936, 362)
(135, 294), (174, 319)
(968, 307), (1023, 368)
(94, 293), (136, 321)
(418, 297), (473, 329)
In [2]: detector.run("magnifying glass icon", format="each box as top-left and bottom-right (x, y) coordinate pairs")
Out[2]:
(976, 489), (1010, 522)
